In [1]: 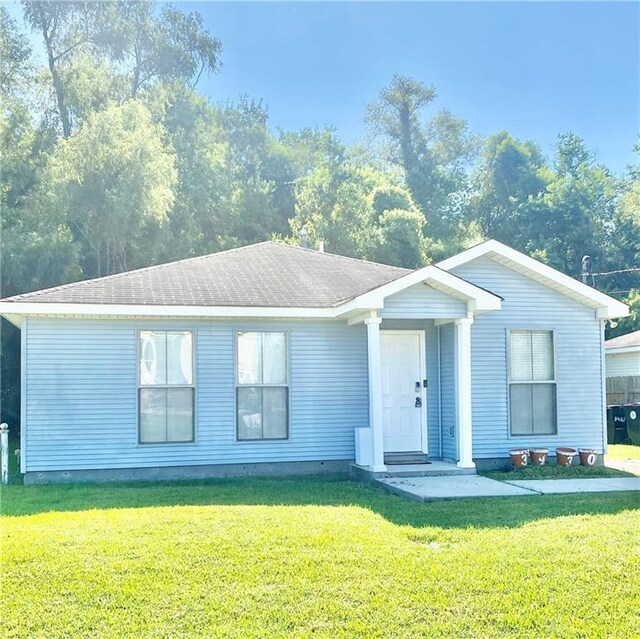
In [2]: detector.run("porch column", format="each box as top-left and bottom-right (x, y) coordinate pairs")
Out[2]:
(455, 317), (475, 469)
(364, 317), (386, 472)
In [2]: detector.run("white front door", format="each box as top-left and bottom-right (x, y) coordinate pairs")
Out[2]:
(380, 331), (426, 453)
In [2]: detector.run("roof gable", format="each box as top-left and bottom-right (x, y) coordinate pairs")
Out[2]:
(437, 240), (629, 320)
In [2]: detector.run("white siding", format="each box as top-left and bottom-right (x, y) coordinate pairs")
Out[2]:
(24, 318), (369, 472)
(453, 257), (606, 457)
(605, 352), (640, 377)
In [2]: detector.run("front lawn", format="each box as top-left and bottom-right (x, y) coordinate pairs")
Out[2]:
(481, 463), (633, 481)
(606, 443), (640, 460)
(2, 477), (639, 638)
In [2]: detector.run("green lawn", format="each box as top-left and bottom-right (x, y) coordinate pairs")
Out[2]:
(2, 476), (640, 638)
(606, 444), (640, 460)
(481, 464), (633, 481)
(482, 444), (640, 480)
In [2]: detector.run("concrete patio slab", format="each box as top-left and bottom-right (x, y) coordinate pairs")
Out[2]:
(376, 475), (536, 501)
(506, 477), (640, 494)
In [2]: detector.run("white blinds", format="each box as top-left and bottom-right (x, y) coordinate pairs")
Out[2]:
(509, 330), (554, 382)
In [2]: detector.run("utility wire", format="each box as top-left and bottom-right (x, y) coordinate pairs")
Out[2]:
(592, 266), (640, 276)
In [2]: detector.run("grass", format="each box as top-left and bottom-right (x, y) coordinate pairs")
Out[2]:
(481, 464), (633, 481)
(2, 476), (640, 638)
(606, 444), (640, 460)
(482, 444), (640, 481)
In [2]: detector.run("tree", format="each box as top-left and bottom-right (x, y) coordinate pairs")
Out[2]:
(374, 209), (427, 268)
(536, 135), (617, 275)
(606, 290), (640, 339)
(108, 2), (221, 99)
(366, 74), (478, 240)
(146, 84), (232, 261)
(216, 98), (297, 244)
(21, 1), (221, 136)
(21, 1), (107, 136)
(45, 100), (177, 277)
(471, 131), (548, 245)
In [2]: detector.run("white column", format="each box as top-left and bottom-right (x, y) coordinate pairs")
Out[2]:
(455, 317), (475, 469)
(364, 317), (386, 472)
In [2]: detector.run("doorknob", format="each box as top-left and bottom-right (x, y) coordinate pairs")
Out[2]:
(415, 397), (422, 408)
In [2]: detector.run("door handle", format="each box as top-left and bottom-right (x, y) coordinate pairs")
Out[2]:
(415, 397), (422, 408)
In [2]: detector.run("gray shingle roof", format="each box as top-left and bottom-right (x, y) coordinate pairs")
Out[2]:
(605, 329), (640, 349)
(2, 242), (411, 308)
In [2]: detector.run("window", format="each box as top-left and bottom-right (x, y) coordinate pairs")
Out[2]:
(508, 330), (557, 436)
(236, 332), (288, 440)
(139, 330), (194, 443)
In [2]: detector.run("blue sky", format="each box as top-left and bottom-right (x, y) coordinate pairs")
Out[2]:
(7, 1), (639, 173)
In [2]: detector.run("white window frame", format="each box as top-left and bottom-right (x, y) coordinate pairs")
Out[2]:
(507, 328), (558, 437)
(137, 329), (196, 445)
(235, 330), (290, 442)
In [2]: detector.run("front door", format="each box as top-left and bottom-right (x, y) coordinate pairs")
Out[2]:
(380, 331), (426, 453)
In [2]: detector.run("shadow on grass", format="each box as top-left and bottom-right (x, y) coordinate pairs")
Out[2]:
(2, 474), (639, 530)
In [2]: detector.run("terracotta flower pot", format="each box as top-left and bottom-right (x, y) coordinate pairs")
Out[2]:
(509, 449), (529, 468)
(579, 449), (598, 467)
(530, 448), (549, 465)
(556, 447), (577, 467)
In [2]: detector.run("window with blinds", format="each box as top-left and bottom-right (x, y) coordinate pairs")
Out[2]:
(508, 330), (557, 436)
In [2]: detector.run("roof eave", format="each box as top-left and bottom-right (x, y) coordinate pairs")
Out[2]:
(0, 301), (339, 321)
(604, 345), (640, 355)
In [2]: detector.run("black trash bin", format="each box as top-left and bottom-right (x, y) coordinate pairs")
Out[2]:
(607, 405), (630, 444)
(622, 404), (640, 446)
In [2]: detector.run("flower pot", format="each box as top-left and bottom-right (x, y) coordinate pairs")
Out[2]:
(579, 449), (598, 467)
(530, 448), (549, 465)
(555, 447), (577, 467)
(509, 449), (529, 468)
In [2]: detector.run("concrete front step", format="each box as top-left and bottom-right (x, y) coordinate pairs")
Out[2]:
(351, 460), (476, 480)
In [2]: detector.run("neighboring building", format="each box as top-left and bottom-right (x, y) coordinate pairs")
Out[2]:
(605, 330), (640, 405)
(0, 240), (628, 483)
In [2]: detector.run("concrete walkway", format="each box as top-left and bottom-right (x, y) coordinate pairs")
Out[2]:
(375, 474), (640, 501)
(376, 475), (537, 501)
(506, 477), (640, 494)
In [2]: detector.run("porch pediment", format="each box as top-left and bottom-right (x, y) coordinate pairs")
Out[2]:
(380, 282), (467, 320)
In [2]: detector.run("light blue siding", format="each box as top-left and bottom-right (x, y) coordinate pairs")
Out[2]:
(453, 257), (606, 457)
(425, 322), (441, 455)
(24, 318), (369, 472)
(439, 324), (457, 459)
(381, 283), (466, 319)
(23, 254), (607, 472)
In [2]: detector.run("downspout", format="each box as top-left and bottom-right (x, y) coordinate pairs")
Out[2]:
(437, 324), (443, 459)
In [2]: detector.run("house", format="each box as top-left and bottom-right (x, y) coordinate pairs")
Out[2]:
(0, 240), (629, 484)
(605, 330), (640, 405)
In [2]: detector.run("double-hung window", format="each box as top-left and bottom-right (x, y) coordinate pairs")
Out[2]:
(139, 330), (194, 443)
(509, 330), (557, 436)
(236, 332), (288, 440)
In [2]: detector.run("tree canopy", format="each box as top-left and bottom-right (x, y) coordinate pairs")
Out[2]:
(1, 3), (639, 423)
